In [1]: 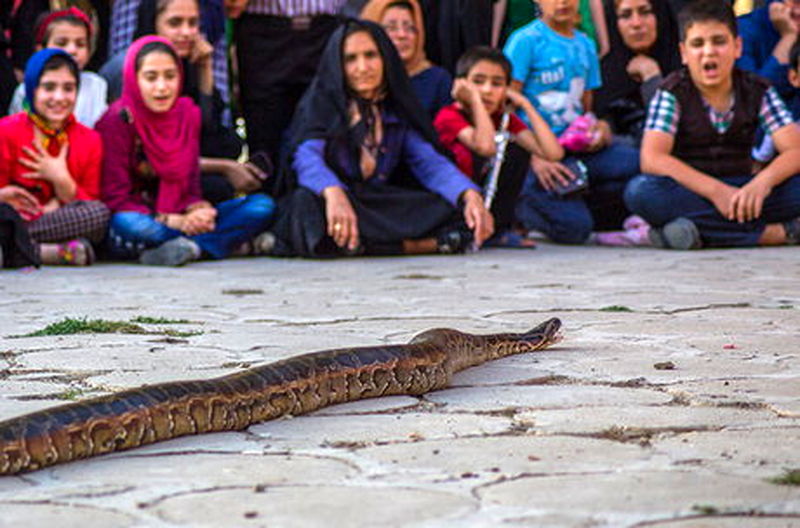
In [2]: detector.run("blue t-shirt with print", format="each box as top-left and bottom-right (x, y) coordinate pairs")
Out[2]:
(503, 19), (601, 135)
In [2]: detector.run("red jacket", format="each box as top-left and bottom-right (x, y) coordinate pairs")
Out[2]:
(0, 112), (103, 211)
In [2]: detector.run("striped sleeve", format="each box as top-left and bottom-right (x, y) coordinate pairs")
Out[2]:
(644, 89), (681, 135)
(759, 86), (795, 136)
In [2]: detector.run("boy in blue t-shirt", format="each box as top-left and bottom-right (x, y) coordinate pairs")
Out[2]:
(503, 0), (640, 244)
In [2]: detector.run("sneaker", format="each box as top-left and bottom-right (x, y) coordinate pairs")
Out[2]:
(649, 217), (701, 250)
(55, 238), (96, 266)
(594, 221), (652, 247)
(252, 231), (276, 255)
(139, 237), (201, 266)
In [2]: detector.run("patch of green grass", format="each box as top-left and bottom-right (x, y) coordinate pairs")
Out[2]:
(691, 504), (719, 515)
(768, 469), (800, 486)
(130, 316), (192, 325)
(12, 317), (203, 338)
(160, 329), (203, 338)
(19, 317), (147, 337)
(599, 305), (633, 312)
(55, 387), (84, 401)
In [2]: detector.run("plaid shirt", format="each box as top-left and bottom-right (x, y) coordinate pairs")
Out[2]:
(108, 0), (138, 58)
(108, 0), (230, 113)
(646, 86), (793, 137)
(245, 0), (345, 16)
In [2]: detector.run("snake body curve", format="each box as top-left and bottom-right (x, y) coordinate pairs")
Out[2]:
(0, 318), (562, 475)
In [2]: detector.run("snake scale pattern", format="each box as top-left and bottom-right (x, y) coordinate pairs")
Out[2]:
(0, 318), (562, 475)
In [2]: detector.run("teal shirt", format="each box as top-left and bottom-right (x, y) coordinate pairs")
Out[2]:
(503, 19), (601, 134)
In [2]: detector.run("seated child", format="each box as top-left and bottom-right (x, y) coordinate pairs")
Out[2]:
(434, 46), (563, 247)
(96, 37), (274, 266)
(503, 0), (640, 244)
(8, 7), (107, 128)
(753, 34), (800, 163)
(625, 1), (800, 249)
(0, 49), (109, 266)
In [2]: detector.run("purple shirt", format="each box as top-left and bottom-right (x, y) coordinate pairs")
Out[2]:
(293, 110), (479, 206)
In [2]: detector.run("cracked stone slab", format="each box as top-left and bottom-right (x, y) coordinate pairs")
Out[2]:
(632, 517), (800, 527)
(38, 453), (357, 490)
(0, 246), (799, 527)
(652, 427), (800, 478)
(151, 485), (476, 528)
(664, 377), (800, 411)
(249, 412), (513, 448)
(518, 405), (778, 435)
(17, 344), (234, 372)
(355, 435), (655, 480)
(425, 384), (672, 411)
(0, 503), (137, 528)
(477, 470), (800, 526)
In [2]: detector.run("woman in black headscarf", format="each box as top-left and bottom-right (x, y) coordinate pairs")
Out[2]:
(270, 19), (493, 258)
(595, 0), (681, 146)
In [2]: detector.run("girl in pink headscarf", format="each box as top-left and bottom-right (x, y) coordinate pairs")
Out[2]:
(96, 36), (274, 266)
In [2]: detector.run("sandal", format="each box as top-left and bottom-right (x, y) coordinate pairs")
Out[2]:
(56, 238), (95, 266)
(484, 230), (537, 249)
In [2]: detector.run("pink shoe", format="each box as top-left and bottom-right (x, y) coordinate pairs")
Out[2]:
(622, 215), (648, 231)
(594, 224), (652, 247)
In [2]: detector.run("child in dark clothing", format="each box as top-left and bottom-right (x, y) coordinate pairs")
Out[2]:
(625, 1), (800, 249)
(753, 35), (800, 161)
(503, 0), (641, 244)
(434, 46), (562, 247)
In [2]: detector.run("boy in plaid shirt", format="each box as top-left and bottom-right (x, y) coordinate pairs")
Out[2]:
(625, 1), (800, 249)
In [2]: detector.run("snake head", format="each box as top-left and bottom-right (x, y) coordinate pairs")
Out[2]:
(523, 317), (563, 349)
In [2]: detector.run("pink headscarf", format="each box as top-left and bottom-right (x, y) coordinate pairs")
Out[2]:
(121, 36), (200, 213)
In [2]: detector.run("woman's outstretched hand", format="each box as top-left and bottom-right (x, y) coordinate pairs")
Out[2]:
(461, 189), (494, 248)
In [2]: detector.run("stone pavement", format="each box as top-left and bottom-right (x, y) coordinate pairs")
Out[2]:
(0, 245), (798, 527)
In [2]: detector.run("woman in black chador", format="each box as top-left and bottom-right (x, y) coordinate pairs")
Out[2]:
(269, 19), (493, 258)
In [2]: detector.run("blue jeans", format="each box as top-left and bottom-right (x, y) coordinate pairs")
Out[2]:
(515, 142), (640, 244)
(107, 194), (275, 259)
(624, 174), (800, 247)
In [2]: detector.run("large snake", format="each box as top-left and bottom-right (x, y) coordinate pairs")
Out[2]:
(0, 318), (562, 475)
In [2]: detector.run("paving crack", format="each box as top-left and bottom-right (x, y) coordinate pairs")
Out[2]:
(631, 511), (800, 527)
(484, 302), (753, 318)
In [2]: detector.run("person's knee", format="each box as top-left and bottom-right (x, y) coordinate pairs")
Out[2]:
(551, 217), (593, 244)
(624, 175), (658, 215)
(236, 194), (276, 228)
(109, 212), (163, 240)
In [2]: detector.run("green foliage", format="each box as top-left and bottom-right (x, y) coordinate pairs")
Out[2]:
(599, 305), (633, 312)
(130, 316), (192, 325)
(769, 469), (800, 486)
(14, 317), (202, 338)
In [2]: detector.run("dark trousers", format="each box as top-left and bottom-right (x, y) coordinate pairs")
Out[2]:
(235, 14), (340, 168)
(480, 143), (529, 232)
(624, 173), (800, 247)
(515, 142), (640, 244)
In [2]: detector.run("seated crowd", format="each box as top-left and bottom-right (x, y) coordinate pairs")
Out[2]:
(0, 0), (799, 268)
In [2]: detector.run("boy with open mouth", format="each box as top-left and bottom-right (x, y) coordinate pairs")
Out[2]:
(624, 1), (800, 249)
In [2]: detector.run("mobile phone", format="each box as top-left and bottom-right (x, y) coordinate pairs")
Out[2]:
(552, 159), (589, 197)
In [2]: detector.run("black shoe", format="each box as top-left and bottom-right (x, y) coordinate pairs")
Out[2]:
(436, 229), (473, 254)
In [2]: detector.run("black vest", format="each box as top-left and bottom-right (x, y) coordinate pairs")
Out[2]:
(661, 67), (769, 178)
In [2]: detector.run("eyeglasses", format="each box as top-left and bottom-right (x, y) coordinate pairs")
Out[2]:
(382, 23), (418, 35)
